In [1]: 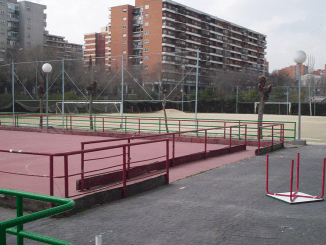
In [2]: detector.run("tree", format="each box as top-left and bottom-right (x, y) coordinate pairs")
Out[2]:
(86, 81), (97, 130)
(162, 89), (169, 133)
(257, 76), (272, 137)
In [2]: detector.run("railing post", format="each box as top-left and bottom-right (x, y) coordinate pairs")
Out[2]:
(179, 120), (181, 137)
(257, 126), (260, 155)
(81, 144), (85, 191)
(0, 227), (6, 245)
(271, 126), (274, 151)
(70, 116), (72, 131)
(238, 120), (241, 140)
(138, 119), (140, 134)
(266, 154), (269, 194)
(125, 117), (127, 133)
(229, 127), (232, 149)
(166, 140), (169, 184)
(50, 156), (54, 207)
(204, 129), (207, 159)
(159, 118), (161, 134)
(245, 124), (247, 146)
(64, 155), (69, 198)
(16, 195), (23, 245)
(102, 117), (104, 132)
(224, 122), (226, 139)
(15, 114), (18, 127)
(122, 146), (127, 198)
(172, 134), (175, 167)
(65, 115), (68, 130)
(40, 115), (43, 129)
(128, 139), (131, 171)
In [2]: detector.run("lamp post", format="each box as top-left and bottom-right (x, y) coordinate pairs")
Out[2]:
(8, 51), (14, 126)
(293, 50), (307, 143)
(42, 63), (52, 128)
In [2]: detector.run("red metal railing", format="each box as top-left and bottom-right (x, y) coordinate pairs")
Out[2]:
(257, 123), (284, 155)
(266, 154), (326, 202)
(0, 139), (170, 200)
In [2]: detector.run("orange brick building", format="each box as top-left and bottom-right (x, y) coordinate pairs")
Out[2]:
(278, 64), (308, 80)
(85, 0), (267, 91)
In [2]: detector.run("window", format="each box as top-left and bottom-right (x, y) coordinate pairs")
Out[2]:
(144, 56), (149, 61)
(144, 22), (149, 26)
(145, 14), (149, 18)
(27, 34), (30, 38)
(0, 11), (4, 15)
(145, 30), (149, 35)
(144, 39), (149, 44)
(122, 42), (126, 46)
(144, 65), (148, 69)
(122, 17), (127, 21)
(145, 5), (149, 9)
(27, 42), (31, 47)
(122, 50), (126, 54)
(123, 8), (127, 12)
(122, 33), (126, 37)
(123, 25), (126, 29)
(27, 16), (31, 20)
(144, 48), (149, 52)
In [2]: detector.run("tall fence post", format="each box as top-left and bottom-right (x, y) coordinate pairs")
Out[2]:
(138, 119), (141, 134)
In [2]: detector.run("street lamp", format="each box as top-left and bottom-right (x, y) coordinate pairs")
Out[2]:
(293, 50), (307, 143)
(180, 89), (184, 112)
(42, 63), (52, 128)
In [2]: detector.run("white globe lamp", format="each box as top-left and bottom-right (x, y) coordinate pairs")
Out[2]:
(293, 51), (306, 143)
(42, 63), (52, 127)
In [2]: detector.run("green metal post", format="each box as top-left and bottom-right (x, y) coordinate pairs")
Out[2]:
(238, 120), (240, 140)
(0, 227), (6, 244)
(16, 196), (23, 245)
(294, 122), (297, 140)
(159, 118), (161, 134)
(125, 117), (127, 133)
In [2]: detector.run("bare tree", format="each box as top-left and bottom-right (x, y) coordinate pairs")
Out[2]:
(162, 89), (169, 133)
(257, 76), (272, 137)
(86, 81), (97, 130)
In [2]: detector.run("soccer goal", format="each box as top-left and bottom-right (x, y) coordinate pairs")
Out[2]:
(254, 102), (291, 115)
(55, 101), (121, 114)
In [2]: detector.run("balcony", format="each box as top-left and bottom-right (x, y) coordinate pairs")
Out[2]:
(133, 45), (143, 49)
(7, 17), (19, 23)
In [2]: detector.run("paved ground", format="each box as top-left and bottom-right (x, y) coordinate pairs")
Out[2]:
(1, 144), (326, 244)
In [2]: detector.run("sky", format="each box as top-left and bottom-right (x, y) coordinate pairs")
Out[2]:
(23, 0), (326, 73)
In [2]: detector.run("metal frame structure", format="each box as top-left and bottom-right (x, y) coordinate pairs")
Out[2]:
(0, 188), (74, 245)
(266, 153), (326, 204)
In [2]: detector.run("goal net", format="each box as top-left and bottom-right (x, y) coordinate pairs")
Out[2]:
(55, 101), (121, 114)
(254, 102), (292, 114)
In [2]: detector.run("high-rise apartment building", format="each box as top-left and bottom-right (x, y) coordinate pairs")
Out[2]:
(84, 26), (111, 68)
(0, 0), (82, 62)
(87, 0), (267, 91)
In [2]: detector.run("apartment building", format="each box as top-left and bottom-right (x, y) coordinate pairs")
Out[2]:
(44, 32), (83, 60)
(0, 0), (82, 63)
(90, 0), (267, 91)
(278, 65), (308, 80)
(84, 26), (111, 68)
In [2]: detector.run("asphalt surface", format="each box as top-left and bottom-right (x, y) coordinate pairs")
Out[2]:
(1, 144), (326, 245)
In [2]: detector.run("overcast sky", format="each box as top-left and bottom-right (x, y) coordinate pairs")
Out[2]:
(24, 0), (326, 72)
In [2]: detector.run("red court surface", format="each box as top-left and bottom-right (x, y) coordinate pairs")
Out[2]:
(0, 130), (256, 198)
